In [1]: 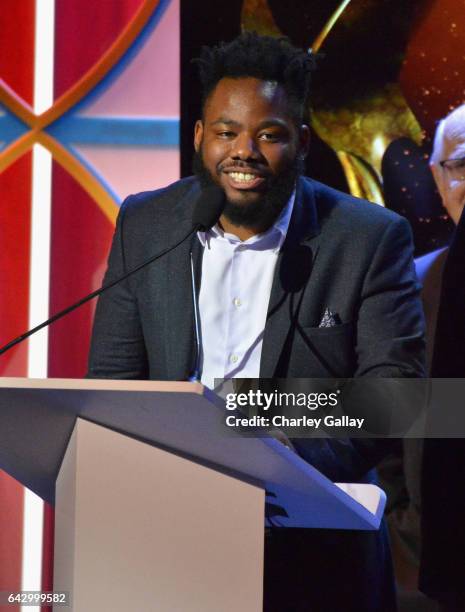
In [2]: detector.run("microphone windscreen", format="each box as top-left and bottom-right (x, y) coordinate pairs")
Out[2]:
(192, 185), (225, 231)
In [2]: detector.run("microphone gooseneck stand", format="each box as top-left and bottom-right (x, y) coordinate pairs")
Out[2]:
(0, 186), (225, 384)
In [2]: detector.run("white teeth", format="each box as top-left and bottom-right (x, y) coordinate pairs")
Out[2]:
(229, 172), (257, 182)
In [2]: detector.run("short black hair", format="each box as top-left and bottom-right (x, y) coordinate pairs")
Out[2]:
(194, 32), (315, 124)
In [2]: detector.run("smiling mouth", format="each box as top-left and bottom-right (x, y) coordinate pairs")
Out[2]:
(224, 170), (266, 190)
(228, 171), (258, 182)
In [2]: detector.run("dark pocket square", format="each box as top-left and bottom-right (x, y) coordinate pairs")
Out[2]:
(318, 308), (342, 328)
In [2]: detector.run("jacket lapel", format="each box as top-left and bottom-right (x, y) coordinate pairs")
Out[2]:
(163, 183), (204, 380)
(162, 177), (321, 380)
(260, 177), (321, 377)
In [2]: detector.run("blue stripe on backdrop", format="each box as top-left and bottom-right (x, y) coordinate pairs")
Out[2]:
(0, 106), (29, 147)
(53, 138), (124, 204)
(47, 116), (179, 146)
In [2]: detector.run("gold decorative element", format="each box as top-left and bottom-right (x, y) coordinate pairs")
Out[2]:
(0, 129), (118, 224)
(311, 0), (352, 53)
(37, 132), (118, 224)
(240, 0), (281, 36)
(309, 2), (424, 205)
(0, 81), (35, 125)
(240, 0), (425, 207)
(337, 151), (384, 205)
(312, 83), (423, 178)
(0, 130), (37, 174)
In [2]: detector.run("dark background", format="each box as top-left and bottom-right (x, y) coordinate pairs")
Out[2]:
(180, 0), (459, 254)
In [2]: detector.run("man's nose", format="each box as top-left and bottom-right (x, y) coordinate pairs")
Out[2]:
(231, 133), (260, 160)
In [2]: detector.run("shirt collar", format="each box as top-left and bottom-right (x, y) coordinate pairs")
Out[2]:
(198, 188), (296, 252)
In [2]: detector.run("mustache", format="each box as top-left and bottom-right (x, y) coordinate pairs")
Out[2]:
(192, 149), (301, 230)
(217, 160), (267, 174)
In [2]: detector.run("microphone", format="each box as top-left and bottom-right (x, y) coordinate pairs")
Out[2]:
(0, 186), (226, 358)
(189, 185), (224, 381)
(192, 185), (225, 231)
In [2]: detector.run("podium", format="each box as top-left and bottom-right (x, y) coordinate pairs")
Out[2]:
(0, 378), (386, 611)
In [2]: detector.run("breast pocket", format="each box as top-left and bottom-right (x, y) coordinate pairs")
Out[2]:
(293, 322), (356, 377)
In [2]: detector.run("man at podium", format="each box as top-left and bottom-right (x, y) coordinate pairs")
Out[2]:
(88, 33), (425, 612)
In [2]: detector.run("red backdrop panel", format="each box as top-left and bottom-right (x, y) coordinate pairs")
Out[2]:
(44, 0), (144, 593)
(48, 163), (114, 378)
(0, 2), (35, 599)
(0, 471), (23, 596)
(0, 153), (32, 376)
(53, 0), (143, 99)
(0, 0), (35, 104)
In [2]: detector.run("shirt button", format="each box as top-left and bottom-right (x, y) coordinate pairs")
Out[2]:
(233, 297), (242, 308)
(230, 354), (239, 364)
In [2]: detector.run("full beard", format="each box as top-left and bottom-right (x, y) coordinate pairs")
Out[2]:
(192, 151), (303, 231)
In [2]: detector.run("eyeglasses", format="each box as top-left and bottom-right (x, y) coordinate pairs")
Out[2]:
(440, 157), (465, 181)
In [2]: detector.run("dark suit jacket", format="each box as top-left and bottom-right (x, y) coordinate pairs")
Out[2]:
(88, 175), (425, 611)
(416, 247), (448, 370)
(376, 249), (447, 602)
(418, 223), (465, 605)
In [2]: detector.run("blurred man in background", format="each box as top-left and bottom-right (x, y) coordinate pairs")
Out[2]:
(385, 104), (465, 611)
(419, 104), (465, 611)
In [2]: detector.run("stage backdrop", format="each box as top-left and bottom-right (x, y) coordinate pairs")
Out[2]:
(2, 0), (465, 607)
(180, 0), (463, 254)
(0, 0), (179, 605)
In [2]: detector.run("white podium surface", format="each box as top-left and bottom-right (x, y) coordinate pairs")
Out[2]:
(0, 377), (385, 530)
(0, 377), (388, 612)
(54, 418), (264, 612)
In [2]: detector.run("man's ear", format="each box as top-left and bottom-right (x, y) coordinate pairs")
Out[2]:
(194, 120), (203, 152)
(299, 124), (311, 160)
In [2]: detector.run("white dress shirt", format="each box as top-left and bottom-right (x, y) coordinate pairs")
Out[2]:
(198, 191), (295, 389)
